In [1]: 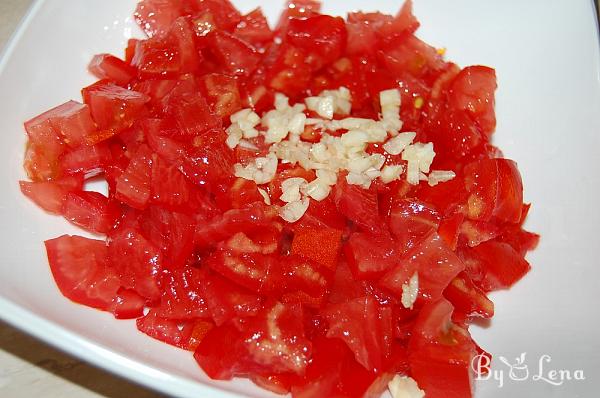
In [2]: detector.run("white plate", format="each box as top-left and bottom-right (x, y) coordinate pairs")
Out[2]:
(1, 1), (599, 397)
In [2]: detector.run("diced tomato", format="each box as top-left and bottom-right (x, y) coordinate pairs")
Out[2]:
(291, 227), (342, 270)
(108, 223), (163, 302)
(194, 323), (247, 379)
(149, 154), (192, 210)
(206, 245), (279, 294)
(333, 176), (382, 233)
(344, 231), (398, 280)
(44, 235), (120, 310)
(234, 8), (273, 47)
(379, 34), (445, 81)
(444, 272), (494, 318)
(198, 73), (242, 119)
(179, 130), (234, 188)
(184, 320), (215, 351)
(62, 191), (120, 234)
(163, 89), (221, 139)
(153, 267), (210, 320)
(115, 144), (153, 209)
(19, 174), (83, 214)
(199, 270), (262, 326)
(449, 66), (497, 137)
(280, 255), (329, 306)
(464, 158), (523, 223)
(186, 0), (241, 32)
(59, 142), (112, 178)
(380, 232), (465, 304)
(82, 81), (149, 135)
(134, 0), (182, 38)
(251, 374), (293, 395)
(389, 199), (441, 253)
(286, 15), (347, 68)
(323, 296), (392, 372)
(194, 203), (275, 249)
(109, 289), (146, 319)
(207, 31), (261, 76)
(265, 43), (313, 98)
(88, 54), (137, 86)
(459, 219), (500, 248)
(136, 310), (192, 348)
(408, 298), (477, 398)
(138, 207), (196, 268)
(437, 211), (464, 250)
(237, 302), (311, 375)
(215, 178), (263, 210)
(461, 240), (531, 292)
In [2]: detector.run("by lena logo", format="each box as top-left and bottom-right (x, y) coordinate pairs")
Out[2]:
(472, 352), (585, 388)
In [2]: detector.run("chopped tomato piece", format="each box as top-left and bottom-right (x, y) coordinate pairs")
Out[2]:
(380, 232), (465, 304)
(207, 31), (261, 76)
(88, 54), (137, 86)
(115, 144), (153, 209)
(62, 191), (120, 234)
(234, 8), (273, 46)
(408, 298), (477, 398)
(344, 231), (398, 280)
(323, 296), (392, 372)
(464, 158), (523, 223)
(109, 289), (146, 319)
(286, 15), (347, 68)
(19, 174), (83, 214)
(449, 66), (497, 137)
(82, 80), (149, 133)
(333, 176), (382, 233)
(45, 235), (120, 310)
(108, 223), (163, 302)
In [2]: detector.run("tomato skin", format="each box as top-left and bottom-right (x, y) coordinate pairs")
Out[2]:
(45, 235), (120, 310)
(88, 54), (136, 86)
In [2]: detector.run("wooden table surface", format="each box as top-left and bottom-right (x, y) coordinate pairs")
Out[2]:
(0, 1), (161, 397)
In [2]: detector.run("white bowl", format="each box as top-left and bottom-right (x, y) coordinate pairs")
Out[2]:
(1, 0), (599, 397)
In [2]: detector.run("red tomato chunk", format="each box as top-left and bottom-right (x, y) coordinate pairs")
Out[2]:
(20, 1), (539, 397)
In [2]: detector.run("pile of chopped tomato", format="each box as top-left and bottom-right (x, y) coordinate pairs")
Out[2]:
(19, 1), (538, 397)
